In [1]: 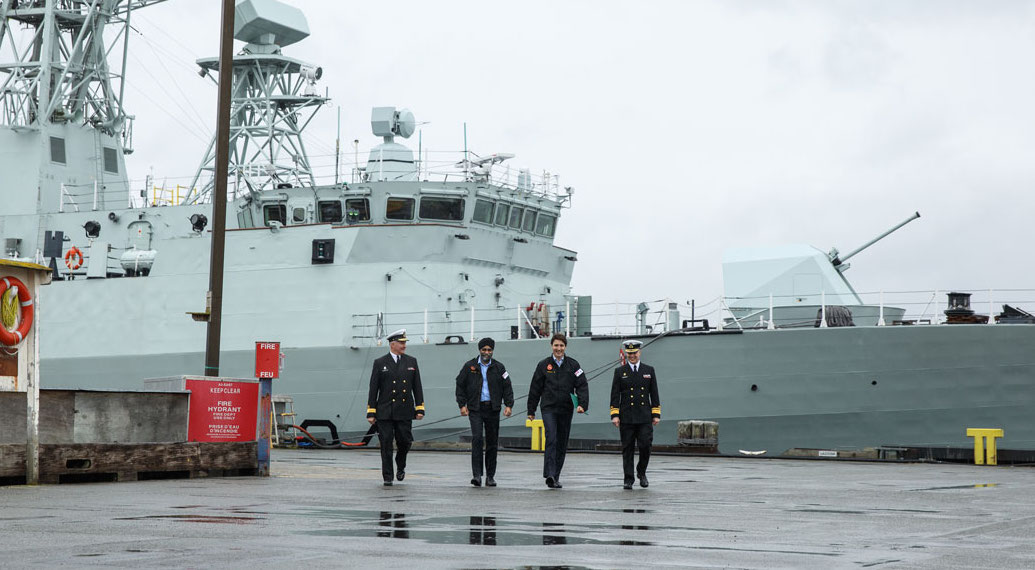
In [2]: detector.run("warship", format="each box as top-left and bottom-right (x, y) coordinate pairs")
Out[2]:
(1, 0), (1033, 456)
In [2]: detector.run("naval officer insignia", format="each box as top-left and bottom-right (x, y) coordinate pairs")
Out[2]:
(470, 366), (476, 371)
(407, 367), (415, 371)
(382, 366), (388, 371)
(547, 364), (553, 371)
(644, 374), (651, 378)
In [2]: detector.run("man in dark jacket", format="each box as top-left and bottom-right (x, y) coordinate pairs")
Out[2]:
(456, 337), (514, 487)
(610, 340), (660, 489)
(527, 333), (589, 489)
(367, 329), (425, 486)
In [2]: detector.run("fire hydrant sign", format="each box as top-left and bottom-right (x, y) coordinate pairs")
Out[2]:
(186, 378), (259, 442)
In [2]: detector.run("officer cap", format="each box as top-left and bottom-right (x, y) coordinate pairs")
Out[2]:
(387, 329), (408, 343)
(479, 337), (495, 350)
(622, 339), (642, 354)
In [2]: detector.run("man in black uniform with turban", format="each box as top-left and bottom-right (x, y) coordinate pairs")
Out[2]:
(368, 329), (425, 486)
(610, 339), (660, 489)
(456, 337), (514, 487)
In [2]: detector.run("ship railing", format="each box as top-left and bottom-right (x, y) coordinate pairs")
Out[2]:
(719, 289), (1035, 329)
(350, 289), (1035, 345)
(57, 181), (131, 213)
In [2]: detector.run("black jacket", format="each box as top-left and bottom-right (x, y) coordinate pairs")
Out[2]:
(610, 362), (660, 424)
(367, 352), (425, 420)
(527, 355), (589, 415)
(455, 358), (515, 412)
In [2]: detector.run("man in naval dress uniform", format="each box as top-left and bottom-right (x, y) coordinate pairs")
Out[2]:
(368, 329), (425, 486)
(610, 340), (661, 489)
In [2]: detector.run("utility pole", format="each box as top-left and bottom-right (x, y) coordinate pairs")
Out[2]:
(204, 0), (236, 377)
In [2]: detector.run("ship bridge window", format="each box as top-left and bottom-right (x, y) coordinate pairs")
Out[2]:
(536, 213), (557, 237)
(345, 198), (370, 222)
(50, 136), (66, 164)
(522, 210), (537, 233)
(494, 203), (511, 226)
(263, 204), (286, 226)
(292, 207), (307, 223)
(386, 197), (415, 221)
(318, 200), (343, 223)
(508, 206), (523, 229)
(472, 199), (494, 225)
(103, 147), (118, 173)
(419, 196), (465, 221)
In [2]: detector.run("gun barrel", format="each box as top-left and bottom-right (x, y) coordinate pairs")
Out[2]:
(838, 211), (921, 265)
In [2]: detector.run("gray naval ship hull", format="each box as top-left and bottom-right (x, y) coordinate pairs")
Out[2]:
(42, 322), (1035, 455)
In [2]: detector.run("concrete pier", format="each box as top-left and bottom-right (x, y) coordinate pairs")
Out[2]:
(1, 449), (1033, 568)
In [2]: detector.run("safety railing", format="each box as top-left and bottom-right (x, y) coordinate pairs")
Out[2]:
(350, 289), (1035, 345)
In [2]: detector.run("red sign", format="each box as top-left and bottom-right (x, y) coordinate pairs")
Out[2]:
(186, 378), (259, 442)
(255, 341), (281, 379)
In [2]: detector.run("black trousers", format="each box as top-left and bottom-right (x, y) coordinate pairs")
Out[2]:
(541, 410), (573, 480)
(469, 403), (501, 478)
(620, 422), (653, 481)
(376, 419), (413, 481)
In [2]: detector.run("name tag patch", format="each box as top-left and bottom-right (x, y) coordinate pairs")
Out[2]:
(644, 374), (651, 379)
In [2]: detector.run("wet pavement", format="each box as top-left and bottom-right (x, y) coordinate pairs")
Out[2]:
(1, 449), (1034, 568)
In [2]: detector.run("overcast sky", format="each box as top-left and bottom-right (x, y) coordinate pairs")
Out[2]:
(120, 1), (1035, 317)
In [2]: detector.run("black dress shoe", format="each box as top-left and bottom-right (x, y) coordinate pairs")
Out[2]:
(623, 481), (633, 490)
(545, 476), (556, 488)
(486, 478), (496, 487)
(471, 476), (482, 487)
(383, 480), (393, 486)
(553, 481), (563, 489)
(396, 471), (405, 481)
(638, 474), (649, 488)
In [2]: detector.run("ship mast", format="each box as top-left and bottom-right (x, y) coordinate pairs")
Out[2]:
(184, 0), (329, 204)
(0, 0), (165, 136)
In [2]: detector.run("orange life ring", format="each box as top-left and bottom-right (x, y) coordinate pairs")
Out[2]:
(0, 276), (33, 346)
(65, 246), (84, 270)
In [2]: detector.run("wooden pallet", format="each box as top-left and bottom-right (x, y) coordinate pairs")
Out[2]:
(0, 442), (258, 484)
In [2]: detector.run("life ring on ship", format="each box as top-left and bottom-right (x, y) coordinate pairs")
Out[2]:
(64, 246), (84, 271)
(0, 276), (34, 347)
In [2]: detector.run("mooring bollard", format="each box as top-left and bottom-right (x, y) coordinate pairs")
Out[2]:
(677, 420), (719, 453)
(525, 418), (545, 451)
(966, 428), (1004, 465)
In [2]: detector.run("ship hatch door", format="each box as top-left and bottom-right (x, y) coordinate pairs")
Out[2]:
(127, 221), (153, 250)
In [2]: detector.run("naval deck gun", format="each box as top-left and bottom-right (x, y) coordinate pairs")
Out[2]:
(828, 211), (921, 273)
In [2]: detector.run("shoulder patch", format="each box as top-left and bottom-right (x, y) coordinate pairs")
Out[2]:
(502, 371), (509, 379)
(575, 368), (583, 377)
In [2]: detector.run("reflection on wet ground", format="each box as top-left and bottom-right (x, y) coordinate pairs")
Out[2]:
(911, 483), (999, 491)
(305, 511), (656, 546)
(116, 514), (260, 524)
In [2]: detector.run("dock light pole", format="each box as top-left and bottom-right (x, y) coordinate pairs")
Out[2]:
(204, 0), (236, 377)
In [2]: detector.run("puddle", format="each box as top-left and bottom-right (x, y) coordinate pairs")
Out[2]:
(303, 512), (655, 546)
(911, 483), (999, 491)
(116, 514), (260, 524)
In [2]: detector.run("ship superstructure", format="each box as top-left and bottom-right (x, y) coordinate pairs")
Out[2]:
(2, 0), (1033, 457)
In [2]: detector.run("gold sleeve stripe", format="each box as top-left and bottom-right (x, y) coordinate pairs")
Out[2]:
(367, 407), (377, 414)
(415, 404), (426, 411)
(610, 407), (620, 415)
(651, 407), (661, 414)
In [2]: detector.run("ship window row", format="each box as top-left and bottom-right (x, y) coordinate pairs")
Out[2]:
(260, 196), (554, 235)
(474, 198), (556, 237)
(264, 196), (465, 226)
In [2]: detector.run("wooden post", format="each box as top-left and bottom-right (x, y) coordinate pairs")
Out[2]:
(257, 378), (272, 476)
(26, 277), (40, 485)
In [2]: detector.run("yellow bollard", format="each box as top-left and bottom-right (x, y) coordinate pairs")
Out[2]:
(525, 419), (545, 451)
(966, 428), (1004, 465)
